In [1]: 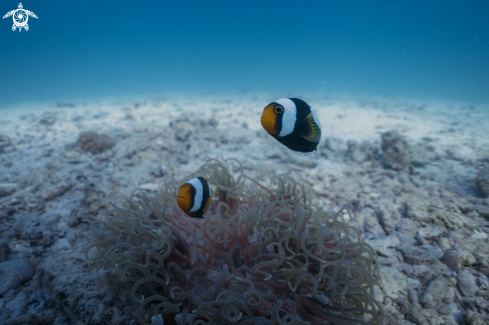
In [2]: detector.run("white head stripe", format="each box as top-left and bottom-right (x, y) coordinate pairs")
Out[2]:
(274, 98), (296, 137)
(310, 108), (321, 129)
(186, 178), (204, 212)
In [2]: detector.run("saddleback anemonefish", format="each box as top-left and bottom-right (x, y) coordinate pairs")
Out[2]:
(260, 98), (321, 153)
(176, 177), (212, 219)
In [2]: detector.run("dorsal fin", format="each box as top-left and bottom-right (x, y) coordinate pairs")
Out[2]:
(299, 112), (321, 142)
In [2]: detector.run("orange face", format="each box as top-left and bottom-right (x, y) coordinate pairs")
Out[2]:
(177, 183), (194, 215)
(260, 103), (281, 136)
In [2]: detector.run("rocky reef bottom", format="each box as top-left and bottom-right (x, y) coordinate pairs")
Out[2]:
(1, 95), (489, 325)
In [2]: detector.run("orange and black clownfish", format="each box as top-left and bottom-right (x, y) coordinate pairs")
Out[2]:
(176, 177), (212, 219)
(260, 98), (321, 153)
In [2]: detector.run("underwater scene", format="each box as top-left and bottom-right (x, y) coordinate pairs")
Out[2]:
(1, 1), (489, 324)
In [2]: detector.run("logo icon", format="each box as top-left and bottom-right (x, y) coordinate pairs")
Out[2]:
(3, 3), (37, 32)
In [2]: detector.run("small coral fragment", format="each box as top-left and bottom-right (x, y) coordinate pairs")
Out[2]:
(76, 131), (116, 154)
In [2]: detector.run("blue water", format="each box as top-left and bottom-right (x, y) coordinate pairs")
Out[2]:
(1, 0), (488, 106)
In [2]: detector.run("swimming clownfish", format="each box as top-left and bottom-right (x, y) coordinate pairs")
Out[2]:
(260, 98), (321, 153)
(176, 177), (212, 219)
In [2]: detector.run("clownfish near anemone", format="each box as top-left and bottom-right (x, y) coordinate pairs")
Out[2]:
(260, 98), (321, 153)
(176, 177), (212, 219)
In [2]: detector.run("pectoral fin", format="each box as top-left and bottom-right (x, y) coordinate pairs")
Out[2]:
(202, 194), (212, 214)
(300, 113), (321, 142)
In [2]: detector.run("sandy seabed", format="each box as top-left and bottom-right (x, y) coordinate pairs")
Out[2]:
(1, 94), (489, 324)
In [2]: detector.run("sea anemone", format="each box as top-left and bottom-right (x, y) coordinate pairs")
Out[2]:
(85, 158), (383, 325)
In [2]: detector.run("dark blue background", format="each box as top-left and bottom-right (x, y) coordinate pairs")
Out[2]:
(1, 0), (488, 105)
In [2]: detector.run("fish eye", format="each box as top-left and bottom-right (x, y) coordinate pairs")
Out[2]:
(189, 188), (196, 195)
(274, 105), (284, 114)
